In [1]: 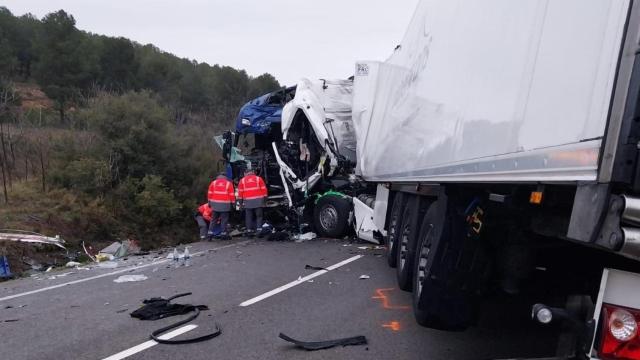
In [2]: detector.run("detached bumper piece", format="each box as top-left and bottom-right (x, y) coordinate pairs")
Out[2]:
(278, 333), (367, 351)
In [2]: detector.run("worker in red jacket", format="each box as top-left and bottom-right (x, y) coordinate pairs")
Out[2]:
(238, 169), (268, 237)
(207, 173), (235, 240)
(194, 203), (212, 240)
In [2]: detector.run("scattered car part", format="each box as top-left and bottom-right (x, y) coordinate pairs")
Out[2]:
(0, 230), (65, 249)
(130, 292), (221, 344)
(305, 265), (328, 271)
(278, 333), (367, 351)
(293, 232), (317, 242)
(113, 275), (148, 283)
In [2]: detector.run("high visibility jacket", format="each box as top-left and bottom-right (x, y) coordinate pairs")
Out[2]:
(238, 174), (268, 200)
(207, 178), (235, 204)
(197, 203), (212, 222)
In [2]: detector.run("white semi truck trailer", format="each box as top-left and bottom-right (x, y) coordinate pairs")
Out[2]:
(265, 0), (640, 357)
(345, 0), (640, 358)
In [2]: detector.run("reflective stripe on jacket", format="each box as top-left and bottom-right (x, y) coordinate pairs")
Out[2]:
(207, 178), (235, 204)
(238, 174), (267, 201)
(197, 203), (213, 222)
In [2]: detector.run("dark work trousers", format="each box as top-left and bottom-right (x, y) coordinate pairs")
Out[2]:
(208, 211), (230, 235)
(194, 215), (209, 239)
(245, 207), (264, 233)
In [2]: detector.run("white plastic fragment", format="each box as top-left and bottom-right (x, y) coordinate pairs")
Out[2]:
(359, 275), (370, 280)
(65, 261), (81, 268)
(293, 232), (317, 243)
(98, 261), (118, 269)
(113, 274), (148, 283)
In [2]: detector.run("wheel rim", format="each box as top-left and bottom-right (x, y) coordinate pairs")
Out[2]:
(416, 224), (433, 298)
(319, 205), (339, 231)
(388, 214), (398, 251)
(399, 222), (411, 270)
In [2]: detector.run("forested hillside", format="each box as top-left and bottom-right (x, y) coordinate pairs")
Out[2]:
(0, 7), (281, 248)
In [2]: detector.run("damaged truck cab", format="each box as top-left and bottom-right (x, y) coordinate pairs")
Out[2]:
(218, 80), (377, 240)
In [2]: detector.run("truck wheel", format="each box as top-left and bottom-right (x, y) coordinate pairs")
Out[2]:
(386, 192), (406, 268)
(314, 194), (351, 238)
(412, 193), (491, 330)
(396, 196), (424, 291)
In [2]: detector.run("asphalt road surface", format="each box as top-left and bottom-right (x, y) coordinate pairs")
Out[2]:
(0, 238), (557, 360)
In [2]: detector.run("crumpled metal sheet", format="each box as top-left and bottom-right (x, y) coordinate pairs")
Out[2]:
(0, 231), (66, 249)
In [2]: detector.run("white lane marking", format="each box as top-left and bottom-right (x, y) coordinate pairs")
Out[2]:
(102, 324), (197, 360)
(0, 241), (250, 302)
(239, 255), (363, 307)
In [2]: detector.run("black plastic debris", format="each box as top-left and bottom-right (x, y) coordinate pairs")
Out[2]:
(279, 333), (368, 351)
(130, 292), (221, 344)
(305, 265), (328, 271)
(267, 231), (290, 242)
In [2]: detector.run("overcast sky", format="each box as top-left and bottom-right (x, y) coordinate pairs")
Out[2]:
(3, 0), (418, 86)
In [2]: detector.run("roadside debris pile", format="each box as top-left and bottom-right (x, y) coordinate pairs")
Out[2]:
(92, 239), (142, 262)
(0, 231), (69, 279)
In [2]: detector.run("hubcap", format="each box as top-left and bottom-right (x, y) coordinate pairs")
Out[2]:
(399, 222), (410, 270)
(416, 224), (433, 298)
(319, 205), (339, 231)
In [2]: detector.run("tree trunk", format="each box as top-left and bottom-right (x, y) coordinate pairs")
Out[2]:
(59, 106), (64, 124)
(39, 145), (46, 192)
(24, 151), (28, 182)
(0, 123), (11, 189)
(0, 152), (8, 204)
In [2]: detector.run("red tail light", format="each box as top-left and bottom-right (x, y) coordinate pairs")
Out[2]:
(599, 304), (640, 359)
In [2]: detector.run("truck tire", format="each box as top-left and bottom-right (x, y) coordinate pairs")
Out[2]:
(396, 196), (424, 291)
(412, 193), (491, 331)
(314, 194), (351, 238)
(386, 192), (406, 268)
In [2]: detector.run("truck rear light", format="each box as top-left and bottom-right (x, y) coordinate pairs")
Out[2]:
(599, 304), (640, 359)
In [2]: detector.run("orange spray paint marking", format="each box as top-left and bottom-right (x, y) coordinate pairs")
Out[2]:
(372, 288), (411, 310)
(382, 321), (401, 331)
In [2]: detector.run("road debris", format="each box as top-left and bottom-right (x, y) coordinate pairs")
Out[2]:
(99, 240), (141, 259)
(0, 256), (12, 278)
(293, 232), (317, 243)
(0, 231), (66, 249)
(130, 292), (221, 344)
(267, 231), (290, 242)
(65, 261), (81, 268)
(113, 274), (148, 283)
(305, 265), (328, 271)
(3, 319), (19, 322)
(359, 275), (370, 280)
(95, 253), (114, 262)
(278, 333), (368, 351)
(98, 261), (118, 269)
(82, 241), (96, 262)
